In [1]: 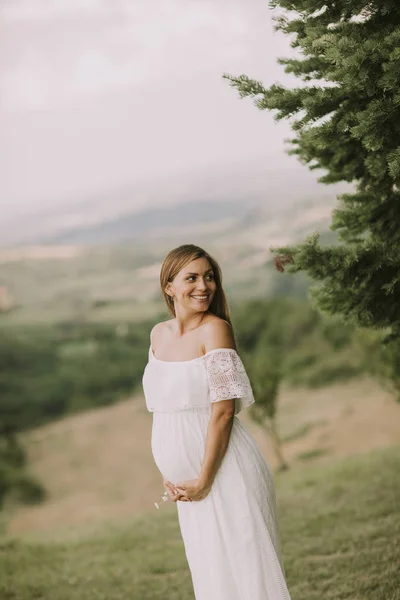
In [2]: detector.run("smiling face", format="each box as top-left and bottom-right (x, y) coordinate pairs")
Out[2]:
(165, 257), (217, 313)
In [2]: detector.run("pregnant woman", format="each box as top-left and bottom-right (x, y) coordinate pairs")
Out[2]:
(142, 244), (292, 600)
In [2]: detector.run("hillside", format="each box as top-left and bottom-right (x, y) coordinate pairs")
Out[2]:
(1, 443), (399, 600)
(4, 376), (400, 536)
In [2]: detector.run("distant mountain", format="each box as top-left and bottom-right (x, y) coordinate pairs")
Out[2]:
(32, 193), (339, 248)
(40, 198), (259, 245)
(0, 164), (353, 248)
(0, 192), (342, 327)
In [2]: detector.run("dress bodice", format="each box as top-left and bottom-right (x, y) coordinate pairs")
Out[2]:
(142, 345), (255, 415)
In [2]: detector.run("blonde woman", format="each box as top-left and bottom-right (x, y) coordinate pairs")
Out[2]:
(142, 244), (292, 600)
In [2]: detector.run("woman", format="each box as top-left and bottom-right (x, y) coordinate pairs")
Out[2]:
(142, 244), (292, 600)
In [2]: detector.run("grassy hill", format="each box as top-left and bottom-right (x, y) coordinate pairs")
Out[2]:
(1, 376), (399, 598)
(1, 446), (399, 600)
(3, 376), (400, 535)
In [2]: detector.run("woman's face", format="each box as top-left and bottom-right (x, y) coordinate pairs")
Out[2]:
(166, 257), (217, 313)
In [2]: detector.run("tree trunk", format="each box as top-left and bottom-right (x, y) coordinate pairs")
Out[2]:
(264, 417), (289, 471)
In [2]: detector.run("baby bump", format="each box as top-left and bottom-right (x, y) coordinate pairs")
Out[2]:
(151, 408), (211, 484)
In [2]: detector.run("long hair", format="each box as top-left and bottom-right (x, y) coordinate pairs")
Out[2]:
(159, 244), (233, 327)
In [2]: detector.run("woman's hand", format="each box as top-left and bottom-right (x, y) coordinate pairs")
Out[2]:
(162, 476), (191, 502)
(174, 479), (212, 502)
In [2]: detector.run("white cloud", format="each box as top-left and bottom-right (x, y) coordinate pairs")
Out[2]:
(0, 0), (301, 216)
(0, 0), (250, 110)
(1, 0), (113, 21)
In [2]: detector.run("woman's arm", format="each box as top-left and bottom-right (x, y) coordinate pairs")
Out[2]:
(198, 399), (235, 491)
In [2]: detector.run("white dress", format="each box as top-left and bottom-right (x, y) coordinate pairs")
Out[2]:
(142, 345), (292, 600)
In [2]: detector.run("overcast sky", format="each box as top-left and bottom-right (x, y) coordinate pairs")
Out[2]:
(0, 0), (308, 221)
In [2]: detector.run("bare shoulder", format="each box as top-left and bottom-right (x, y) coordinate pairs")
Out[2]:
(150, 319), (174, 346)
(201, 316), (236, 353)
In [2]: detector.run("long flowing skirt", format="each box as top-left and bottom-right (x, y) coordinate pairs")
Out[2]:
(151, 406), (292, 600)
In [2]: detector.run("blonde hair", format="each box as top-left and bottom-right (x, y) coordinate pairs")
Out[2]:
(159, 244), (233, 326)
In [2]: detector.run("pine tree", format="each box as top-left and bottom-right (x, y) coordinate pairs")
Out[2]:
(224, 2), (400, 348)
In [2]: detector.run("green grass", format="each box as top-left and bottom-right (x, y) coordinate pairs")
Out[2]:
(296, 447), (331, 461)
(1, 446), (399, 600)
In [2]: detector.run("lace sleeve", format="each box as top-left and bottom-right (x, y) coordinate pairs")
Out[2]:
(204, 349), (255, 414)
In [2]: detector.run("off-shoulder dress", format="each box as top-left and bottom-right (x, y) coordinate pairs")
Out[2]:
(142, 345), (292, 600)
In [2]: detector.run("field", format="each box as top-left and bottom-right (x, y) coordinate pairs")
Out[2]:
(3, 376), (399, 535)
(1, 445), (399, 600)
(1, 377), (400, 598)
